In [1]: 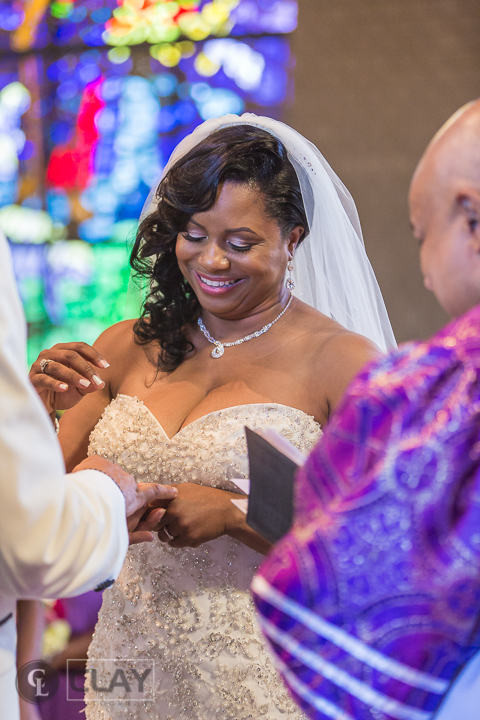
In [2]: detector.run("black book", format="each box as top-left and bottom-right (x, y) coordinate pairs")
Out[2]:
(244, 426), (306, 545)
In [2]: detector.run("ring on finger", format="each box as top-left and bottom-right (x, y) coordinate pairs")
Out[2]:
(163, 527), (175, 541)
(40, 358), (54, 375)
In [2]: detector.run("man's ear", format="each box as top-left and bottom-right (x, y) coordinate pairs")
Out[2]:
(458, 192), (480, 250)
(287, 226), (304, 259)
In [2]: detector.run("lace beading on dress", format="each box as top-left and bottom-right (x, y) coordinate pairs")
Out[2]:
(85, 395), (321, 720)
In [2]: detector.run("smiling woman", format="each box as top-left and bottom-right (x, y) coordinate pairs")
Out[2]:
(29, 114), (395, 720)
(131, 123), (308, 371)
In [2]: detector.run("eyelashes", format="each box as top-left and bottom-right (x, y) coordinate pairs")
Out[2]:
(181, 233), (253, 252)
(182, 233), (206, 243)
(228, 243), (253, 253)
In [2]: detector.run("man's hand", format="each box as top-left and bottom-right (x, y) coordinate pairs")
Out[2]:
(125, 502), (171, 545)
(72, 456), (177, 545)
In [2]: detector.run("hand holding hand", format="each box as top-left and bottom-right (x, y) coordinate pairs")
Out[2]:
(29, 342), (110, 415)
(125, 504), (170, 545)
(155, 483), (244, 548)
(72, 456), (177, 545)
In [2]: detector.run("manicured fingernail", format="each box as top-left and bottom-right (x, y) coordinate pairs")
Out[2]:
(79, 378), (91, 388)
(92, 374), (104, 386)
(99, 359), (110, 368)
(59, 383), (68, 390)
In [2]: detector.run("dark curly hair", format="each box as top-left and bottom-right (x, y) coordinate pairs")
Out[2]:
(130, 124), (309, 372)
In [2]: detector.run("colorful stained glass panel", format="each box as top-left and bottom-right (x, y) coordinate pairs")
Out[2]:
(0, 0), (297, 363)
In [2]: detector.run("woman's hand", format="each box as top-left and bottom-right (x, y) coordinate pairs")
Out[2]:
(155, 483), (244, 548)
(29, 342), (110, 416)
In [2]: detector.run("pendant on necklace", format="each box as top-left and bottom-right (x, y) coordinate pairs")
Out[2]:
(211, 342), (224, 359)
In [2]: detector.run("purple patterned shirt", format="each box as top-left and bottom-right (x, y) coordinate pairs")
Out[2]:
(252, 304), (480, 720)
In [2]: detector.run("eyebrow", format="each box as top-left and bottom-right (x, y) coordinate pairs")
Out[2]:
(225, 227), (259, 235)
(189, 220), (260, 236)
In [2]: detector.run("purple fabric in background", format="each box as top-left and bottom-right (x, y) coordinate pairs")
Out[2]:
(39, 591), (103, 720)
(253, 304), (480, 720)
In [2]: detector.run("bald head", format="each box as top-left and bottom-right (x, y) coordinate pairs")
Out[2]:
(409, 100), (480, 318)
(413, 100), (480, 192)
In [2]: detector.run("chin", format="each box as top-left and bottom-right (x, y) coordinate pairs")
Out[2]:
(196, 290), (240, 312)
(439, 296), (477, 319)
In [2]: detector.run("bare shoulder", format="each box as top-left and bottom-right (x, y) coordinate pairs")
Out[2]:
(321, 329), (381, 416)
(293, 300), (379, 359)
(320, 327), (380, 368)
(93, 319), (138, 357)
(95, 318), (149, 363)
(92, 319), (147, 395)
(291, 301), (381, 416)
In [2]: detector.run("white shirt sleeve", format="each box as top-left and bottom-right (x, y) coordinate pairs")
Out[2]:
(0, 232), (129, 599)
(434, 650), (480, 720)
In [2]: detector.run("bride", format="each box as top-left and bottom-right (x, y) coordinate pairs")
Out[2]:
(30, 114), (396, 719)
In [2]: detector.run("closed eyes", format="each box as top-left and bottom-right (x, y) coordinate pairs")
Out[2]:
(182, 233), (253, 252)
(182, 233), (206, 243)
(227, 242), (253, 252)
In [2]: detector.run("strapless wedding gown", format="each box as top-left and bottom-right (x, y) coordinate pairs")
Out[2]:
(85, 394), (321, 719)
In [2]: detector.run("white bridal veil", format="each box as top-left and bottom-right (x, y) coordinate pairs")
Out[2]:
(139, 113), (396, 353)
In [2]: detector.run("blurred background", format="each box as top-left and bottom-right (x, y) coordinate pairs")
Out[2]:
(1, 0), (479, 364)
(1, 0), (296, 362)
(287, 0), (480, 344)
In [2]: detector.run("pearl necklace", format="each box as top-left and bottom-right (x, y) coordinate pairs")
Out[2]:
(197, 293), (293, 359)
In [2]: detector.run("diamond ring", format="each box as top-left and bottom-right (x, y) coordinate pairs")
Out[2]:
(163, 527), (175, 541)
(40, 358), (53, 374)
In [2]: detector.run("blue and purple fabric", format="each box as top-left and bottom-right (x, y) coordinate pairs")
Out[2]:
(252, 304), (480, 720)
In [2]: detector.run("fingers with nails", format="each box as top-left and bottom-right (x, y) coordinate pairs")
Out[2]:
(128, 507), (167, 545)
(32, 342), (110, 393)
(29, 341), (112, 414)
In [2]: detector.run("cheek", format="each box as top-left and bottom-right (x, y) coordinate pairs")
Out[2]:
(175, 236), (192, 266)
(420, 232), (459, 297)
(419, 245), (431, 288)
(249, 248), (287, 281)
(261, 240), (289, 272)
(174, 239), (195, 283)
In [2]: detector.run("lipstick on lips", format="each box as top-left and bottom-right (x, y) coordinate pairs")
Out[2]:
(194, 271), (243, 295)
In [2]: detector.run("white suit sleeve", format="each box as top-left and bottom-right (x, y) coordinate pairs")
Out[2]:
(0, 233), (129, 599)
(434, 650), (480, 720)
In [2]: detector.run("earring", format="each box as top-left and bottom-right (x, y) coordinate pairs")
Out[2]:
(285, 260), (295, 291)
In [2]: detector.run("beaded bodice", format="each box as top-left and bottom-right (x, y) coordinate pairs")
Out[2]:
(88, 394), (320, 489)
(85, 395), (321, 720)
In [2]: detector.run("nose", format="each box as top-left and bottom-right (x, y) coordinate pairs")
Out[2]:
(198, 240), (230, 271)
(423, 276), (433, 292)
(418, 248), (433, 292)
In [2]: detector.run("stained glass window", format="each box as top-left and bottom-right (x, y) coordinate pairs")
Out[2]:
(0, 0), (297, 362)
